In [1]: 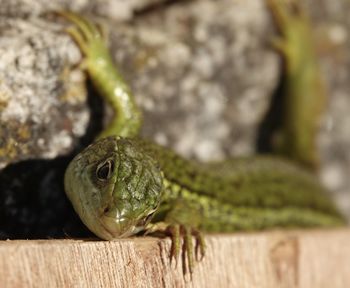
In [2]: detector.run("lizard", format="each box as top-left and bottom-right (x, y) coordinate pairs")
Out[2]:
(59, 0), (347, 274)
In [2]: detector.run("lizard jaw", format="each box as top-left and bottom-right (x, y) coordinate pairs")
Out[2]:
(99, 215), (137, 239)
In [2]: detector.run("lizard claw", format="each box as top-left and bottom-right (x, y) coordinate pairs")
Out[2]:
(266, 0), (290, 30)
(182, 226), (195, 275)
(266, 0), (306, 33)
(168, 224), (181, 266)
(167, 224), (206, 275)
(194, 229), (206, 261)
(55, 11), (102, 41)
(55, 11), (108, 59)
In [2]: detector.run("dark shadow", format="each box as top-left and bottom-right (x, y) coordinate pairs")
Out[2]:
(134, 0), (194, 16)
(0, 82), (104, 239)
(256, 73), (286, 154)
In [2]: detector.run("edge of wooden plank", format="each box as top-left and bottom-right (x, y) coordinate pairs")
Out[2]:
(0, 229), (349, 288)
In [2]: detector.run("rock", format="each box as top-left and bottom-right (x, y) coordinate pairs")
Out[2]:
(0, 0), (167, 20)
(0, 16), (88, 169)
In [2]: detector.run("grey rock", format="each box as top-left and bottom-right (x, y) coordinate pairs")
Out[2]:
(303, 0), (350, 218)
(112, 0), (279, 161)
(0, 0), (167, 20)
(0, 16), (88, 169)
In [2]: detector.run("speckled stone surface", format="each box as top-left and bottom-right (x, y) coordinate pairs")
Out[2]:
(112, 0), (279, 161)
(0, 0), (167, 19)
(0, 17), (88, 169)
(301, 0), (350, 218)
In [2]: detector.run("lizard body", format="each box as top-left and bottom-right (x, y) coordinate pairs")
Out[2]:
(66, 136), (343, 240)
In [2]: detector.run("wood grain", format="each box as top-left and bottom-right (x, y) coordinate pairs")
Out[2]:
(0, 229), (349, 288)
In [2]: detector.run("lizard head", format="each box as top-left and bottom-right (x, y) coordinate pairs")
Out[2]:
(64, 136), (163, 240)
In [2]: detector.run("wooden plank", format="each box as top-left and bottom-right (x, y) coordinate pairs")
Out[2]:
(0, 229), (349, 288)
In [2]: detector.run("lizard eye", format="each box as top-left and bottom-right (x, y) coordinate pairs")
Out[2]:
(96, 160), (114, 181)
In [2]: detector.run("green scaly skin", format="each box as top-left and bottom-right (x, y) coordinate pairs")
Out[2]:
(60, 0), (346, 274)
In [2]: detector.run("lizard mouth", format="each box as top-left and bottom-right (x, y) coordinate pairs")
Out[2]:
(100, 214), (137, 239)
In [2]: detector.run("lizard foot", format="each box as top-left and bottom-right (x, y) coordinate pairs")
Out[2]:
(55, 11), (109, 60)
(146, 222), (206, 275)
(266, 0), (314, 72)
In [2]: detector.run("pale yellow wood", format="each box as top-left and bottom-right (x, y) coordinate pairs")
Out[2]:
(0, 229), (349, 288)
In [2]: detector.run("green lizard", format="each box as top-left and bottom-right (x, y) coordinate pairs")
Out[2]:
(60, 0), (346, 273)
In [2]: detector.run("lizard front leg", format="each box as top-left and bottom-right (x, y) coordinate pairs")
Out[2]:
(147, 198), (206, 275)
(56, 11), (142, 139)
(267, 0), (326, 170)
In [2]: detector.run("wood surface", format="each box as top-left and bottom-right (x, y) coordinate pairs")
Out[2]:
(0, 229), (349, 288)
